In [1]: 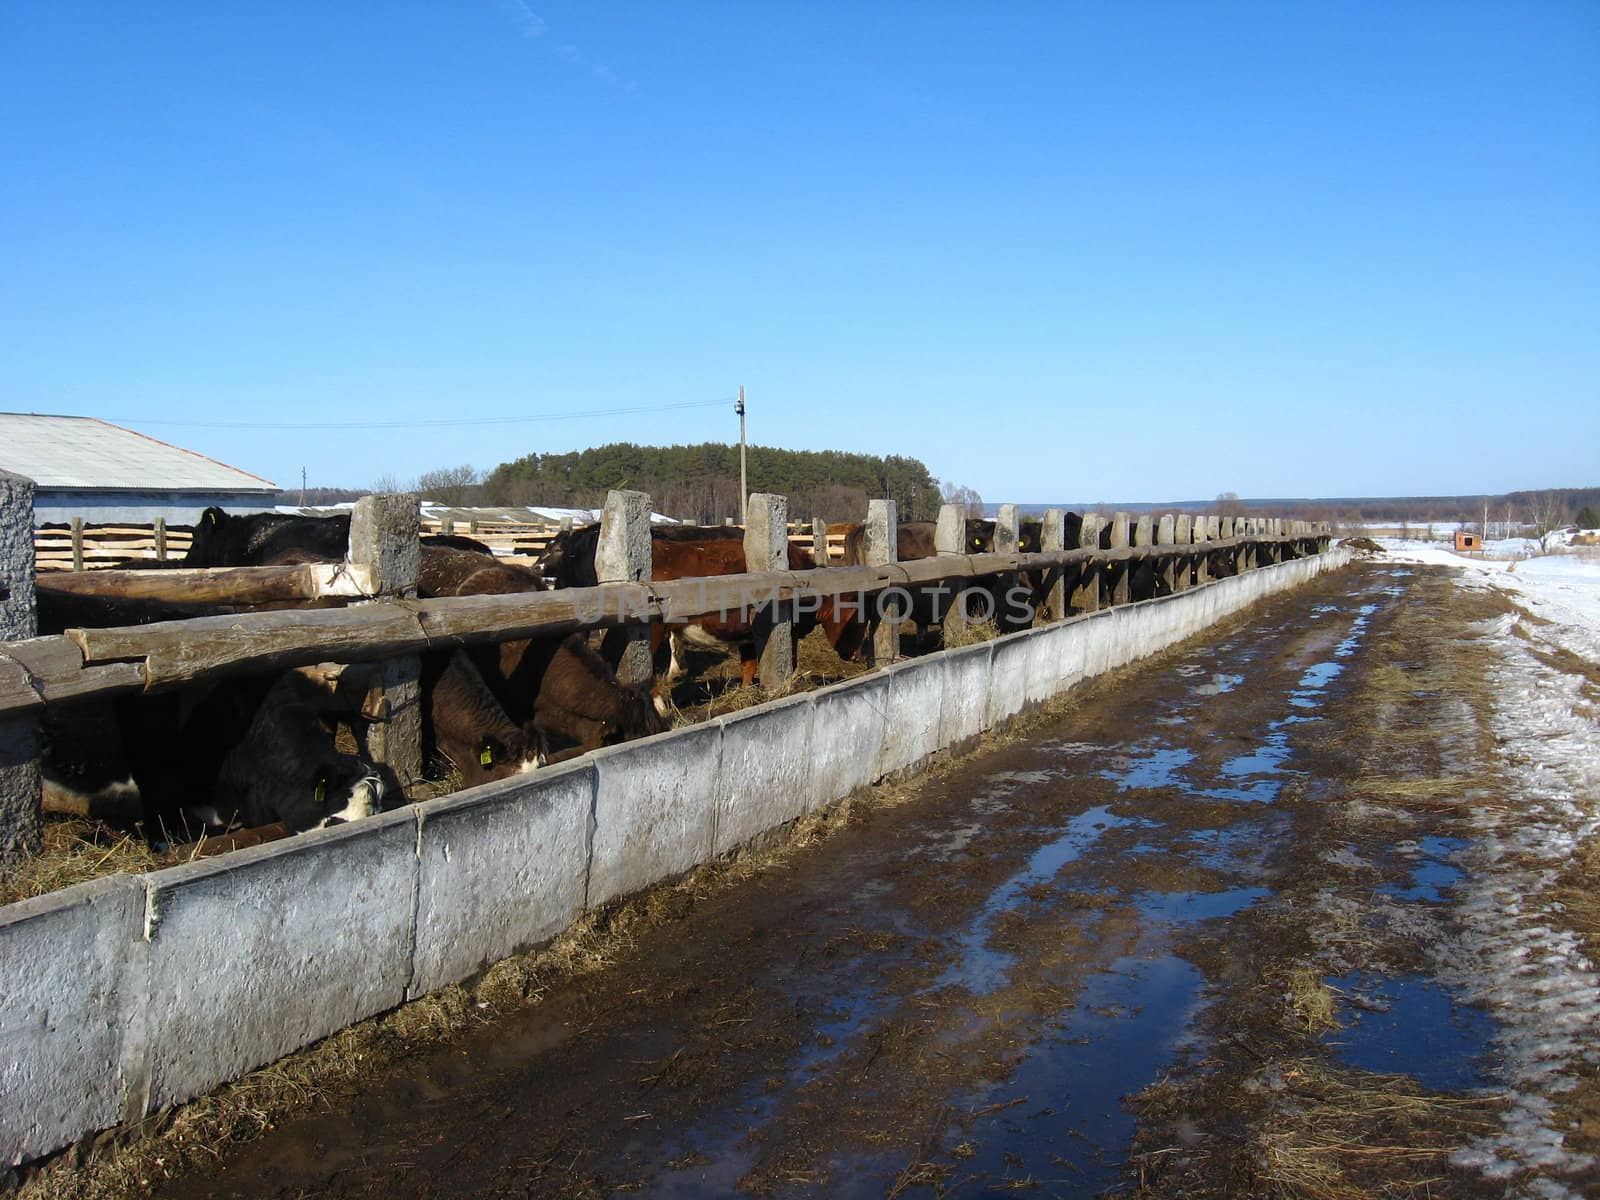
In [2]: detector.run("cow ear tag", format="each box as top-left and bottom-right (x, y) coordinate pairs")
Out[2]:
(479, 745), (494, 767)
(314, 779), (326, 804)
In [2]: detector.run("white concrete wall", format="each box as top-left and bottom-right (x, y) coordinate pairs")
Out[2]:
(0, 546), (1350, 1165)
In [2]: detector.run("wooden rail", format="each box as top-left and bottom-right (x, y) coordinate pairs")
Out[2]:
(0, 532), (1321, 717)
(35, 563), (377, 606)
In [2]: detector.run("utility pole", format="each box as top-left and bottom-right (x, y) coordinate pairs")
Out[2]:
(300, 466), (307, 507)
(736, 386), (748, 526)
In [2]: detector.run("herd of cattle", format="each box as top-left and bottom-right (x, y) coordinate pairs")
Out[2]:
(35, 506), (1197, 850)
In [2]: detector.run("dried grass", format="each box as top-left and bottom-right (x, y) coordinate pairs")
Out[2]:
(1284, 967), (1338, 1033)
(1348, 777), (1463, 804)
(1256, 1060), (1502, 1200)
(942, 617), (1000, 649)
(0, 819), (166, 907)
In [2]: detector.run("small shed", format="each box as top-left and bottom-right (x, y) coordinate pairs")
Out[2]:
(1454, 531), (1482, 552)
(0, 413), (277, 524)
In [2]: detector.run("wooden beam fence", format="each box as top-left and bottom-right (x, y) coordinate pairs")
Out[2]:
(0, 527), (1330, 719)
(35, 522), (195, 572)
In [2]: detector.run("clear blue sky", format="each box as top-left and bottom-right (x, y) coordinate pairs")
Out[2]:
(3, 2), (1596, 504)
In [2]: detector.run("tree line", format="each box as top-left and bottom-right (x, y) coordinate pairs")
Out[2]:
(473, 442), (947, 523)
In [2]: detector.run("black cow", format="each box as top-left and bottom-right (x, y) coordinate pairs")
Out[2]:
(209, 671), (388, 831)
(184, 508), (352, 567)
(43, 670), (391, 846)
(186, 507), (498, 568)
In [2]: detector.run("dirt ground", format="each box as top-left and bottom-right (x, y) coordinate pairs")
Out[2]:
(24, 560), (1600, 1199)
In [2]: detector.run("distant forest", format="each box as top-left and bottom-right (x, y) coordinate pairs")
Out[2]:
(1241, 487), (1600, 532)
(476, 442), (946, 523)
(292, 460), (1599, 535)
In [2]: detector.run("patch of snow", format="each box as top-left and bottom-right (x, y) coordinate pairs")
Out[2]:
(1426, 549), (1600, 1191)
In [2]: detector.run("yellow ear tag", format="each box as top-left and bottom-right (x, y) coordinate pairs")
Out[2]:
(314, 779), (326, 804)
(479, 746), (494, 767)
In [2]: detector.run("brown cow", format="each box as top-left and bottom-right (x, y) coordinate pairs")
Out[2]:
(536, 524), (860, 688)
(420, 650), (548, 787)
(418, 545), (662, 754)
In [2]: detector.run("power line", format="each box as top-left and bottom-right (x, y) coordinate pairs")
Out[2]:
(102, 397), (733, 432)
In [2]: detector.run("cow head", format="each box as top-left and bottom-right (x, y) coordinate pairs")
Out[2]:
(451, 725), (548, 788)
(305, 756), (387, 829)
(182, 506), (234, 567)
(533, 526), (600, 589)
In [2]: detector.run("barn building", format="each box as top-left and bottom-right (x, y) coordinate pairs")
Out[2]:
(0, 413), (277, 524)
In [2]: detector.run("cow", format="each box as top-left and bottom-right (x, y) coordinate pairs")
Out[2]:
(184, 508), (353, 567)
(419, 544), (546, 597)
(44, 669), (392, 846)
(416, 543), (662, 753)
(536, 524), (860, 689)
(210, 671), (388, 831)
(421, 650), (548, 786)
(838, 518), (1036, 650)
(186, 506), (499, 569)
(487, 634), (663, 755)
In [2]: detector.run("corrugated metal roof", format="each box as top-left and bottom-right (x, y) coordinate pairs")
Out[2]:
(0, 414), (276, 492)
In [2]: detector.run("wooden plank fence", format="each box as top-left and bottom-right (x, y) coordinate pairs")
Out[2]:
(34, 521), (194, 572)
(36, 517), (850, 573)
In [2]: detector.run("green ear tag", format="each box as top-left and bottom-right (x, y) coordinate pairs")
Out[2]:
(479, 746), (494, 767)
(314, 779), (326, 804)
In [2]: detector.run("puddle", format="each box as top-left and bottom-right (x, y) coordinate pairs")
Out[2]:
(1192, 672), (1244, 696)
(1105, 746), (1193, 792)
(931, 954), (1206, 1196)
(1221, 730), (1292, 778)
(930, 805), (1140, 995)
(1297, 661), (1344, 690)
(1108, 740), (1289, 805)
(1176, 820), (1285, 873)
(1381, 836), (1467, 902)
(1137, 886), (1269, 923)
(1324, 971), (1499, 1091)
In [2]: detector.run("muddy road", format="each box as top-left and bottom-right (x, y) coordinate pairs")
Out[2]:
(63, 561), (1599, 1198)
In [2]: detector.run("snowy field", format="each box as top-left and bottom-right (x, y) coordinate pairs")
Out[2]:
(1376, 537), (1600, 653)
(1373, 537), (1600, 1193)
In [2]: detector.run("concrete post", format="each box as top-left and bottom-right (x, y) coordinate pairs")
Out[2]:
(865, 499), (898, 665)
(350, 494), (424, 791)
(934, 503), (968, 641)
(1157, 514), (1177, 593)
(993, 503), (1020, 628)
(0, 470), (41, 861)
(811, 516), (829, 566)
(1108, 511), (1131, 605)
(1131, 514), (1154, 600)
(1040, 508), (1067, 622)
(1073, 513), (1102, 613)
(744, 493), (793, 690)
(1173, 513), (1191, 591)
(596, 489), (655, 687)
(993, 504), (1020, 554)
(1193, 513), (1211, 585)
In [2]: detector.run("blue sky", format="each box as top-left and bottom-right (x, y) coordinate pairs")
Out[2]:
(3, 2), (1595, 504)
